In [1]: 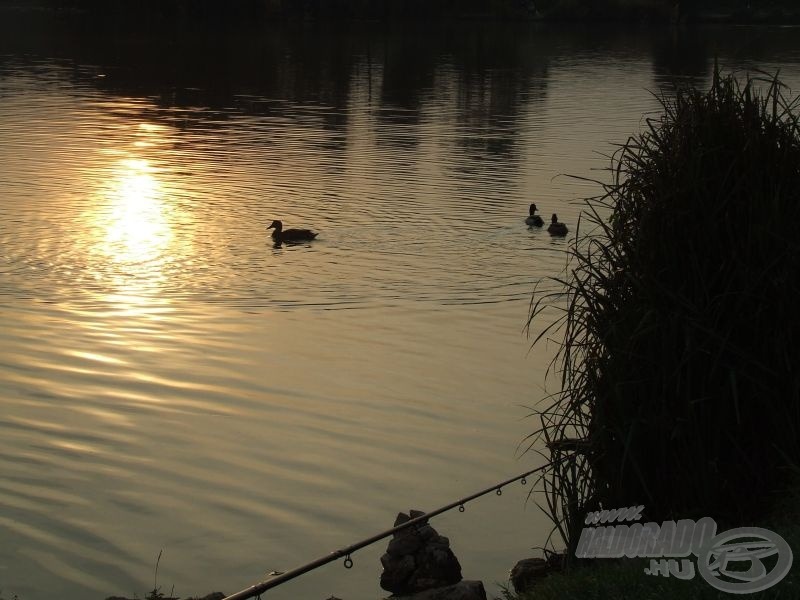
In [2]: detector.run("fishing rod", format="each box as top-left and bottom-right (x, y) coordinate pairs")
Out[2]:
(222, 462), (551, 600)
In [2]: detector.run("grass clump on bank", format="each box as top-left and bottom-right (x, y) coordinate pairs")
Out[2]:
(529, 67), (800, 558)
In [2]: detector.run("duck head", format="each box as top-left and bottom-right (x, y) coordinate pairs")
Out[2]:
(551, 214), (559, 224)
(267, 220), (283, 231)
(529, 203), (538, 215)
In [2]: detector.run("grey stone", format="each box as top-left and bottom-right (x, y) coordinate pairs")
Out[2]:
(409, 509), (426, 519)
(394, 512), (412, 527)
(388, 532), (424, 556)
(380, 554), (417, 592)
(407, 545), (461, 592)
(415, 524), (437, 541)
(388, 580), (486, 600)
(509, 558), (549, 593)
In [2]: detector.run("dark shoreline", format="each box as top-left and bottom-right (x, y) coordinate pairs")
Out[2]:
(1, 0), (800, 26)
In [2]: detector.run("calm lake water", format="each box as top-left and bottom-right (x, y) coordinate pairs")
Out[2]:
(2, 14), (800, 600)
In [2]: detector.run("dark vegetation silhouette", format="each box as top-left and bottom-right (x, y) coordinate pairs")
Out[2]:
(7, 0), (797, 23)
(529, 68), (800, 558)
(6, 0), (540, 21)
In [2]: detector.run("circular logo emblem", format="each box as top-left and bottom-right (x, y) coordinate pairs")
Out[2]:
(697, 527), (793, 594)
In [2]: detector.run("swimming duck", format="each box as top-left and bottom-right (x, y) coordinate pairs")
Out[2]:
(525, 203), (544, 227)
(267, 220), (318, 243)
(547, 214), (568, 236)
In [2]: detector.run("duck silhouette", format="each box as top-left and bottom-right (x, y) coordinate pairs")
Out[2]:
(525, 203), (544, 227)
(267, 220), (318, 244)
(547, 214), (568, 236)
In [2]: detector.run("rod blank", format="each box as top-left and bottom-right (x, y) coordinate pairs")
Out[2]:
(222, 463), (549, 600)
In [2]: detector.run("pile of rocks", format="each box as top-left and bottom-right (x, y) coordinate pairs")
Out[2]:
(379, 510), (485, 600)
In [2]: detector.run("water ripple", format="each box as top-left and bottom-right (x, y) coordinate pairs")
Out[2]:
(3, 23), (800, 600)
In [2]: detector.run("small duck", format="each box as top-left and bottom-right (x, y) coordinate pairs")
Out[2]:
(547, 214), (568, 236)
(267, 220), (318, 243)
(525, 203), (544, 227)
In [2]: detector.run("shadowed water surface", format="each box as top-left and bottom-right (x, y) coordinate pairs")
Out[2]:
(2, 16), (800, 600)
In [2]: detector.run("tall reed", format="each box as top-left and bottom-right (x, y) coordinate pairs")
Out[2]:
(529, 67), (800, 557)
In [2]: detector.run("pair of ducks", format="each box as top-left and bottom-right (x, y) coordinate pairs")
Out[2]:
(526, 203), (568, 236)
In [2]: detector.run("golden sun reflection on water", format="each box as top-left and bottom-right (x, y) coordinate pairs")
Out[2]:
(102, 157), (171, 267)
(78, 123), (192, 318)
(79, 118), (197, 307)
